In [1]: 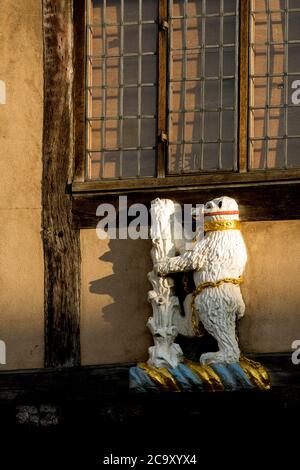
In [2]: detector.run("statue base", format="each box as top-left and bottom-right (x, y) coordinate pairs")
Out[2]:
(129, 357), (271, 392)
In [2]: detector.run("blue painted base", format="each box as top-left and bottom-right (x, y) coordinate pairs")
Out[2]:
(129, 358), (271, 392)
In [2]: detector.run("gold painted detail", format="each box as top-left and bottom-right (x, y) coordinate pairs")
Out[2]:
(138, 362), (181, 392)
(204, 220), (241, 233)
(137, 358), (270, 392)
(191, 277), (244, 337)
(240, 356), (271, 391)
(185, 360), (224, 391)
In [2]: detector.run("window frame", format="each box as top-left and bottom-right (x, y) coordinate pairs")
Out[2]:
(72, 0), (300, 217)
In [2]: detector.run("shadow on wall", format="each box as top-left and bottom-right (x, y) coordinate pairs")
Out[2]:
(86, 235), (154, 363)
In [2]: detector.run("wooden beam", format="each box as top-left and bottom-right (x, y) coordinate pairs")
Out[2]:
(42, 0), (81, 367)
(72, 181), (300, 228)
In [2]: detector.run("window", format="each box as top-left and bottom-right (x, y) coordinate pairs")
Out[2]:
(249, 0), (300, 169)
(73, 0), (300, 193)
(168, 0), (238, 173)
(86, 0), (158, 179)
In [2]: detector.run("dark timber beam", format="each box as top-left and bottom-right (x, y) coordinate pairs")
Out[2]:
(42, 0), (81, 367)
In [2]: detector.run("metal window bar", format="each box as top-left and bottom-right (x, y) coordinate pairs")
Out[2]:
(219, 0), (224, 170)
(265, 0), (270, 169)
(120, 0), (124, 177)
(137, 0), (142, 177)
(85, 1), (92, 179)
(101, 0), (107, 178)
(181, 0), (187, 173)
(233, 0), (239, 172)
(200, 0), (205, 170)
(284, 0), (289, 168)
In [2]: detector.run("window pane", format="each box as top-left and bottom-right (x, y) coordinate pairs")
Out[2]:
(124, 57), (138, 84)
(222, 111), (234, 140)
(249, 140), (267, 169)
(123, 88), (138, 116)
(86, 0), (158, 180)
(222, 79), (234, 107)
(183, 144), (202, 172)
(205, 80), (219, 108)
(124, 25), (139, 53)
(169, 113), (184, 142)
(143, 0), (157, 21)
(206, 0), (220, 15)
(142, 55), (157, 83)
(223, 16), (236, 44)
(103, 152), (120, 178)
(223, 47), (235, 76)
(289, 12), (300, 41)
(203, 143), (219, 170)
(267, 140), (285, 169)
(185, 112), (202, 141)
(268, 108), (285, 137)
(122, 151), (138, 177)
(186, 53), (202, 78)
(288, 107), (300, 135)
(204, 112), (219, 140)
(222, 143), (235, 170)
(124, 0), (139, 22)
(206, 17), (220, 45)
(89, 152), (102, 180)
(141, 119), (156, 147)
(123, 120), (138, 147)
(105, 120), (119, 148)
(140, 150), (156, 176)
(288, 139), (300, 167)
(288, 44), (300, 73)
(143, 24), (157, 52)
(186, 81), (201, 108)
(141, 87), (156, 115)
(186, 18), (202, 48)
(168, 144), (182, 174)
(224, 0), (236, 13)
(106, 88), (119, 116)
(205, 48), (219, 77)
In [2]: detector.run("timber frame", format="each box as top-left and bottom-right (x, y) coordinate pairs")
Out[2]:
(71, 0), (300, 227)
(42, 0), (81, 367)
(41, 0), (299, 366)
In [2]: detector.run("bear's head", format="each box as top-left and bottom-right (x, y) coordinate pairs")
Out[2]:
(204, 196), (239, 221)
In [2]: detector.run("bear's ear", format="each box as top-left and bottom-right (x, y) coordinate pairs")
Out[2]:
(218, 200), (223, 208)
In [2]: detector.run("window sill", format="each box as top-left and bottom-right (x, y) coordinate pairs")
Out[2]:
(71, 170), (300, 228)
(72, 168), (300, 194)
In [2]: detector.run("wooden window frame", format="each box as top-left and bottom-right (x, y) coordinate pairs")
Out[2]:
(72, 0), (300, 225)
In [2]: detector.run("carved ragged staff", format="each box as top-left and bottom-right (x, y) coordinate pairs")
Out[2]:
(146, 198), (183, 369)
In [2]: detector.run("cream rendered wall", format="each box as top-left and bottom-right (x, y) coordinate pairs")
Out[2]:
(0, 1), (44, 369)
(81, 220), (300, 365)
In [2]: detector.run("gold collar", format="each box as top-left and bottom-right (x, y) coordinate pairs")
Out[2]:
(204, 220), (241, 232)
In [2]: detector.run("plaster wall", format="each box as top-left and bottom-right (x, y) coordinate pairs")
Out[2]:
(0, 0), (44, 369)
(81, 220), (300, 365)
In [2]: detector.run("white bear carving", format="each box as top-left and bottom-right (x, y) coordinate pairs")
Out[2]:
(157, 196), (247, 365)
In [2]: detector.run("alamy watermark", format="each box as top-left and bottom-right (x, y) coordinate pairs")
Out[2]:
(291, 340), (300, 365)
(95, 196), (204, 249)
(0, 340), (6, 365)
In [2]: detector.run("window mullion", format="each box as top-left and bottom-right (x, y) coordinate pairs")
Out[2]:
(157, 0), (168, 178)
(239, 0), (250, 172)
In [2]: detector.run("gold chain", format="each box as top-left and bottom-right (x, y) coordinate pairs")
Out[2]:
(191, 276), (243, 337)
(204, 220), (241, 232)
